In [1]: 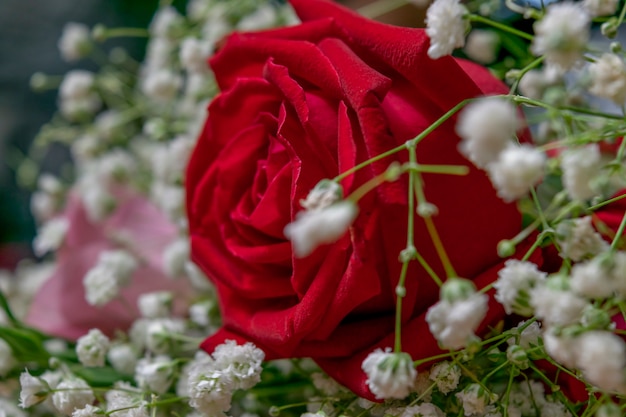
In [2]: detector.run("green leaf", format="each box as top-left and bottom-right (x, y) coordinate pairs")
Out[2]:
(0, 326), (50, 366)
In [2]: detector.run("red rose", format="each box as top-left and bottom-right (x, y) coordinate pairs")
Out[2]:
(186, 0), (527, 399)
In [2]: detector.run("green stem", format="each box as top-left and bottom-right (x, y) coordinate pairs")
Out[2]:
(415, 250), (444, 287)
(610, 210), (626, 251)
(357, 0), (409, 19)
(394, 261), (410, 353)
(468, 14), (534, 41)
(408, 163), (470, 175)
(103, 27), (150, 39)
(588, 193), (626, 211)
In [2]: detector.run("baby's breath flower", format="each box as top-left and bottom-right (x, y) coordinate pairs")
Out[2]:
(311, 372), (345, 396)
(33, 217), (69, 256)
(464, 30), (499, 64)
(106, 383), (148, 417)
(76, 329), (110, 367)
(531, 277), (588, 326)
(588, 53), (626, 104)
(531, 3), (590, 71)
(58, 22), (92, 62)
(543, 328), (578, 368)
(569, 252), (626, 298)
(188, 368), (234, 417)
(487, 144), (546, 202)
(212, 340), (265, 390)
(508, 320), (542, 349)
(284, 201), (358, 258)
(426, 279), (488, 349)
(83, 249), (138, 306)
(51, 377), (94, 416)
(456, 384), (495, 416)
(142, 69), (183, 102)
(138, 291), (173, 319)
(560, 144), (602, 201)
(150, 6), (183, 39)
(576, 330), (626, 393)
(362, 348), (416, 400)
(145, 318), (186, 354)
(518, 70), (548, 100)
(72, 404), (102, 417)
(495, 260), (547, 316)
(425, 0), (468, 59)
(19, 370), (49, 408)
(583, 0), (619, 16)
(456, 98), (518, 168)
(135, 355), (174, 394)
(429, 361), (461, 393)
(237, 4), (279, 31)
(107, 344), (138, 374)
(401, 404), (445, 417)
(299, 180), (343, 212)
(556, 216), (609, 262)
(180, 37), (212, 73)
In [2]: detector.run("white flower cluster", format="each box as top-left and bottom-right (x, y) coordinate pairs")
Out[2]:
(284, 181), (358, 257)
(456, 98), (545, 202)
(362, 348), (417, 399)
(426, 278), (488, 350)
(425, 0), (468, 59)
(180, 341), (265, 416)
(531, 3), (590, 72)
(83, 249), (138, 306)
(76, 328), (110, 367)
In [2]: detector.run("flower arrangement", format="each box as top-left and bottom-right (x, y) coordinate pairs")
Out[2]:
(3, 0), (626, 416)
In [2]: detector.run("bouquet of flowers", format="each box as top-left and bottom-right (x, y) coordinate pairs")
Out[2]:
(3, 0), (626, 416)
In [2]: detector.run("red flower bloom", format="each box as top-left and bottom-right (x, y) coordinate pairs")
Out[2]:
(186, 0), (529, 399)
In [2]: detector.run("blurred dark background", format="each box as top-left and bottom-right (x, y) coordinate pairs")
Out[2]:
(0, 0), (188, 268)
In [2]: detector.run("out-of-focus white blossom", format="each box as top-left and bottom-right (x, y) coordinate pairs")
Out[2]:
(76, 329), (110, 367)
(531, 278), (588, 326)
(487, 144), (546, 202)
(33, 217), (69, 256)
(576, 331), (626, 393)
(163, 238), (190, 277)
(150, 7), (183, 39)
(571, 251), (626, 298)
(51, 378), (94, 416)
(464, 30), (498, 64)
(19, 371), (49, 408)
(135, 355), (174, 394)
(58, 22), (92, 62)
(556, 216), (609, 262)
(457, 98), (519, 168)
(583, 0), (618, 16)
(138, 292), (173, 319)
(145, 318), (186, 354)
(531, 3), (590, 71)
(83, 249), (138, 306)
(561, 144), (602, 201)
(426, 279), (488, 349)
(142, 69), (183, 102)
(588, 53), (626, 104)
(495, 260), (547, 315)
(107, 344), (138, 374)
(284, 202), (358, 258)
(425, 0), (468, 59)
(237, 4), (278, 31)
(71, 404), (102, 417)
